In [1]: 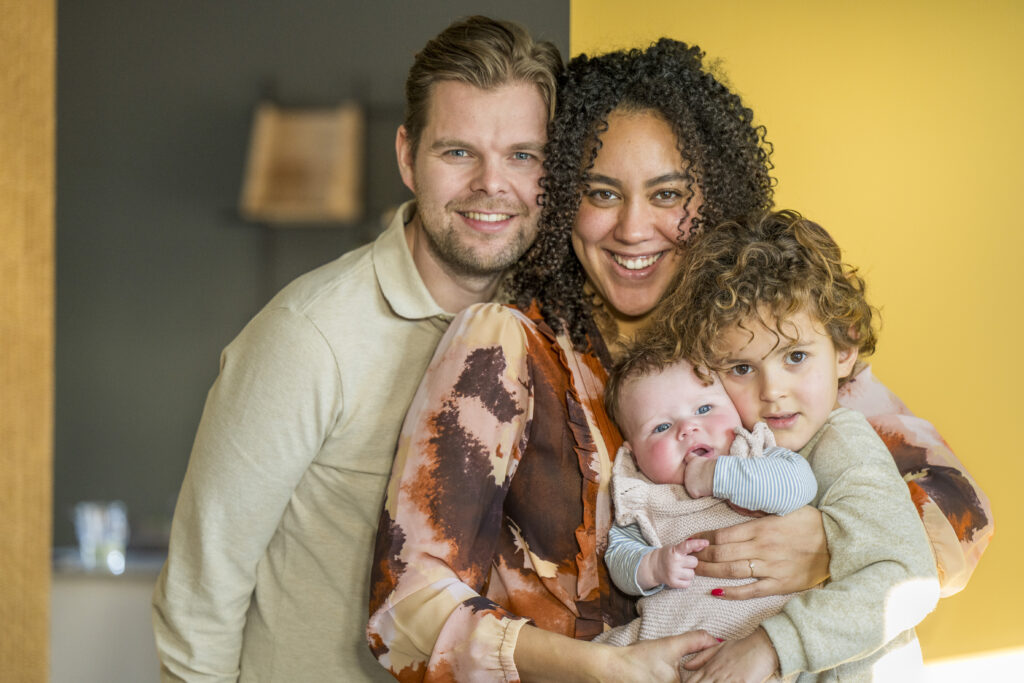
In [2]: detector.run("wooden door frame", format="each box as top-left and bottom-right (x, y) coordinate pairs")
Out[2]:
(0, 1), (56, 680)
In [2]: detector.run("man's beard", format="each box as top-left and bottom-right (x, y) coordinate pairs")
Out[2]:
(421, 209), (535, 278)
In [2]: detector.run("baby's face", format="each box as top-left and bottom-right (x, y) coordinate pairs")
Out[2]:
(618, 361), (742, 485)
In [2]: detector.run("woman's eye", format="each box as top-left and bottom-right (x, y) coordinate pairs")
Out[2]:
(695, 404), (711, 415)
(588, 189), (618, 202)
(730, 364), (752, 376)
(653, 189), (682, 202)
(652, 422), (671, 434)
(786, 351), (807, 365)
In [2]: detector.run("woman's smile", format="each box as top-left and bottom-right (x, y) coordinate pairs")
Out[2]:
(571, 109), (697, 321)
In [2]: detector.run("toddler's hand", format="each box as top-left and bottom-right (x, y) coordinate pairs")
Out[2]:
(683, 452), (716, 499)
(638, 538), (709, 590)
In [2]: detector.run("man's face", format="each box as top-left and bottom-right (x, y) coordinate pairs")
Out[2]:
(397, 80), (548, 277)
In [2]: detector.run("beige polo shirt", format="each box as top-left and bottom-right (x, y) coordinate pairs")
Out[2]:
(153, 201), (453, 682)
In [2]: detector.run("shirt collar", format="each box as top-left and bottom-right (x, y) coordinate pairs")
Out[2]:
(373, 201), (451, 321)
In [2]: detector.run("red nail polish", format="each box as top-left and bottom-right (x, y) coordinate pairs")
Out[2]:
(715, 637), (724, 642)
(711, 588), (724, 596)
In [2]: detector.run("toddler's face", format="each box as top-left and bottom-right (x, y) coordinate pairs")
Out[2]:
(618, 361), (741, 485)
(717, 309), (858, 451)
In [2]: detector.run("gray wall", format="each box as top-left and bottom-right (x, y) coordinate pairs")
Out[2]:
(55, 1), (570, 547)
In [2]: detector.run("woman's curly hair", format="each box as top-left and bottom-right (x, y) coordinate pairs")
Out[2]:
(646, 209), (878, 386)
(508, 38), (775, 350)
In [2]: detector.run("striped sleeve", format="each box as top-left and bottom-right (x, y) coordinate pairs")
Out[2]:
(712, 447), (818, 515)
(604, 523), (663, 597)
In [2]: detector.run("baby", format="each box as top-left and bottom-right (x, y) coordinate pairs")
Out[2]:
(603, 353), (817, 602)
(601, 210), (940, 681)
(597, 349), (818, 672)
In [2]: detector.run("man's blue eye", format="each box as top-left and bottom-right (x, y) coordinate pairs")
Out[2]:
(696, 405), (711, 415)
(653, 423), (670, 434)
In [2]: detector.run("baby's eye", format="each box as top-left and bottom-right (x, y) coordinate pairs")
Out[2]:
(652, 422), (671, 434)
(786, 351), (807, 365)
(695, 404), (711, 415)
(730, 364), (752, 376)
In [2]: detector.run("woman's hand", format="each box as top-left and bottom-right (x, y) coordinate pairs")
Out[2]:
(600, 631), (721, 683)
(683, 627), (778, 682)
(515, 626), (718, 683)
(691, 506), (829, 599)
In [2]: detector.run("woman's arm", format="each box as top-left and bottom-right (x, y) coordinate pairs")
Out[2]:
(516, 625), (719, 683)
(839, 364), (993, 596)
(368, 304), (535, 680)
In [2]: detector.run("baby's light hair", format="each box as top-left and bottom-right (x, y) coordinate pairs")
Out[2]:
(645, 209), (877, 385)
(605, 338), (710, 436)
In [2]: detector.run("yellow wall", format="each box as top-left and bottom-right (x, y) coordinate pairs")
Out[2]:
(572, 0), (1022, 660)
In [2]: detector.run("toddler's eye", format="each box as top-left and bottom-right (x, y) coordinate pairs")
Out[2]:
(730, 364), (752, 376)
(786, 351), (807, 365)
(696, 404), (711, 415)
(652, 422), (671, 434)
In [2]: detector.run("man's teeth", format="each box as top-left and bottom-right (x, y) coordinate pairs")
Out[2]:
(463, 211), (511, 222)
(612, 252), (663, 270)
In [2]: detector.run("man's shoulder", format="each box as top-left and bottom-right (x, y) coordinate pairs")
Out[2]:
(271, 239), (378, 311)
(267, 203), (421, 318)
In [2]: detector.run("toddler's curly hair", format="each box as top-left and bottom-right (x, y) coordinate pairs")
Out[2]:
(646, 209), (877, 385)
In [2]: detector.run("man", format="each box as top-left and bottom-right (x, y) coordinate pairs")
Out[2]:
(152, 16), (561, 682)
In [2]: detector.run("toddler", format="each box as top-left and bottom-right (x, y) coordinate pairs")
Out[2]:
(603, 210), (940, 681)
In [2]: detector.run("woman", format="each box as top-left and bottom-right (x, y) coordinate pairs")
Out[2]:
(368, 39), (992, 682)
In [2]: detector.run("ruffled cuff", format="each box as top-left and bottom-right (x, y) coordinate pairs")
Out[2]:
(498, 617), (529, 682)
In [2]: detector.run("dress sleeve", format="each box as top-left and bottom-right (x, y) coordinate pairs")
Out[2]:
(712, 447), (817, 515)
(838, 365), (993, 596)
(761, 418), (941, 676)
(605, 523), (661, 597)
(152, 307), (341, 682)
(368, 304), (535, 682)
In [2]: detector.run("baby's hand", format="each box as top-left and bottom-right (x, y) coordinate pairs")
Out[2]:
(638, 538), (709, 590)
(684, 627), (779, 682)
(683, 452), (716, 499)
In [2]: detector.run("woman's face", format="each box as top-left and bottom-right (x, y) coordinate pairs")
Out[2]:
(571, 109), (697, 321)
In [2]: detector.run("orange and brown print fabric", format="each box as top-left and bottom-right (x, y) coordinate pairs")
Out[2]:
(368, 302), (633, 681)
(368, 303), (993, 682)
